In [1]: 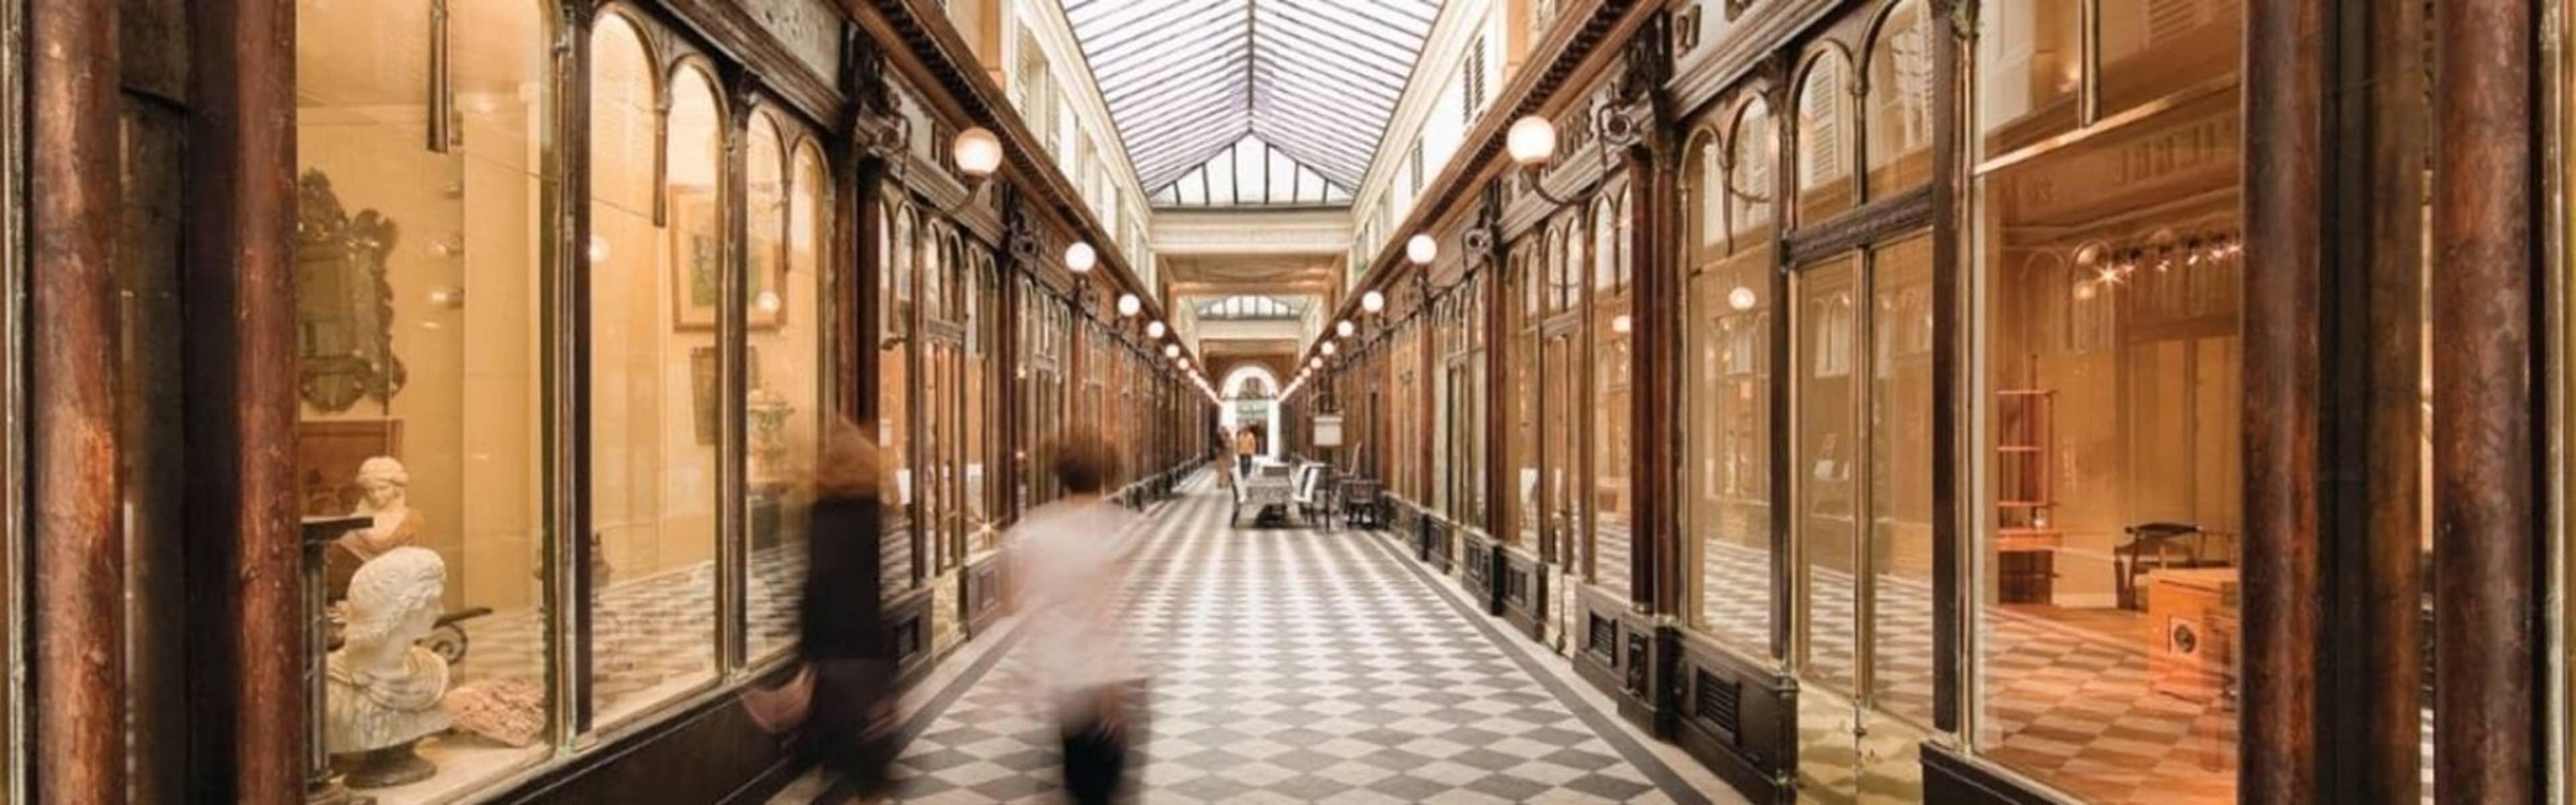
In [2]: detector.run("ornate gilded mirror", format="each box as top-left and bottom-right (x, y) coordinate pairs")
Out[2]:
(296, 169), (406, 413)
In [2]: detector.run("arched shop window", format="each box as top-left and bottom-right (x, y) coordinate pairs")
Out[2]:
(584, 52), (727, 724)
(879, 200), (916, 596)
(1682, 93), (1780, 657)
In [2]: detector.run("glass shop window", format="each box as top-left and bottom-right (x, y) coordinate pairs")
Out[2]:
(586, 44), (724, 726)
(1796, 52), (1856, 224)
(1511, 250), (1542, 547)
(1793, 254), (1862, 694)
(1684, 97), (1778, 655)
(1868, 234), (1935, 725)
(879, 201), (917, 596)
(1864, 0), (1937, 197)
(295, 0), (554, 794)
(743, 122), (830, 663)
(1591, 193), (1633, 599)
(1973, 30), (2244, 804)
(967, 256), (994, 553)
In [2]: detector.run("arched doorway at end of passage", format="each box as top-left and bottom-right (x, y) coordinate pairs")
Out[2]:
(1220, 365), (1283, 462)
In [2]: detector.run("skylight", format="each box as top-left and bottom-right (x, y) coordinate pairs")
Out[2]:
(1195, 294), (1309, 320)
(1155, 134), (1354, 207)
(1061, 0), (1442, 191)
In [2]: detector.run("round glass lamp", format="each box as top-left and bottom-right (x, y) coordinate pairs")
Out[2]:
(1360, 290), (1386, 314)
(1320, 341), (1338, 356)
(1336, 320), (1355, 338)
(951, 127), (1004, 178)
(1406, 233), (1439, 266)
(1116, 292), (1142, 317)
(1146, 320), (1167, 339)
(1163, 343), (1181, 358)
(1507, 116), (1558, 166)
(1065, 242), (1097, 274)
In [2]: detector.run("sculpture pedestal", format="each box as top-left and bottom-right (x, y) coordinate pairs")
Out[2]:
(341, 743), (437, 790)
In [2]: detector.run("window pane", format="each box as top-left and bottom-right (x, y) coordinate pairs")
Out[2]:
(1975, 0), (2080, 156)
(1592, 272), (1632, 599)
(1796, 54), (1855, 224)
(1794, 256), (1859, 694)
(300, 0), (553, 791)
(879, 203), (916, 596)
(2100, 0), (2242, 118)
(586, 58), (724, 724)
(1864, 0), (1936, 197)
(1689, 131), (1725, 258)
(1868, 234), (1935, 726)
(747, 141), (830, 663)
(1732, 99), (1778, 244)
(1684, 231), (1774, 653)
(1974, 89), (2243, 803)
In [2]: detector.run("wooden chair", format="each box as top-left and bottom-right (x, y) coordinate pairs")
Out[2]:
(2118, 521), (2219, 610)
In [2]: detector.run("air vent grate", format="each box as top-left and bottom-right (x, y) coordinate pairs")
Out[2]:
(1697, 669), (1743, 739)
(1589, 614), (1616, 658)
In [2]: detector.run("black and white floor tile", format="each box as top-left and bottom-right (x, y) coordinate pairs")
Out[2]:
(782, 474), (1725, 804)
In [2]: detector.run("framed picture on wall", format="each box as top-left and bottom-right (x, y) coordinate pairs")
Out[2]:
(671, 190), (788, 330)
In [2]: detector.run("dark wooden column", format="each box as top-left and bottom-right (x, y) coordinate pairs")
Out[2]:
(2431, 0), (2545, 802)
(2244, 0), (2433, 800)
(1481, 187), (1514, 543)
(1625, 140), (1677, 612)
(30, 0), (125, 798)
(1925, 0), (1965, 734)
(546, 0), (596, 741)
(2327, 0), (2429, 800)
(995, 195), (1023, 521)
(182, 0), (300, 797)
(2241, 0), (2328, 795)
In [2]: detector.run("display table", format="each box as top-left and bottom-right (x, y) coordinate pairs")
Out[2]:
(1995, 529), (2062, 603)
(1234, 471), (1295, 526)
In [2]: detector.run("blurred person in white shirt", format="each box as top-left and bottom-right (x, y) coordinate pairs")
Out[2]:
(1012, 429), (1144, 804)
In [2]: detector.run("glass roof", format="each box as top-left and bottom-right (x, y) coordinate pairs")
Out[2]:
(1061, 0), (1442, 191)
(1195, 294), (1309, 319)
(1155, 134), (1354, 207)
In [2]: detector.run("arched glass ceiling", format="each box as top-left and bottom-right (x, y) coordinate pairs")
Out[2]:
(1195, 294), (1309, 320)
(1061, 0), (1442, 190)
(1156, 134), (1354, 207)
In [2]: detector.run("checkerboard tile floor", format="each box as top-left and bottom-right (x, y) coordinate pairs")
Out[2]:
(1693, 539), (2227, 803)
(784, 475), (1719, 804)
(451, 540), (808, 719)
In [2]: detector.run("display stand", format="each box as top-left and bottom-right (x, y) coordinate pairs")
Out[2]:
(1995, 388), (2060, 603)
(303, 515), (376, 805)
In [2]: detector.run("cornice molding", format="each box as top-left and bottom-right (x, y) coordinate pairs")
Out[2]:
(1151, 210), (1356, 254)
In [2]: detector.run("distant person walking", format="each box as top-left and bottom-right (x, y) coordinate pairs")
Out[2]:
(1234, 425), (1258, 476)
(1014, 429), (1144, 805)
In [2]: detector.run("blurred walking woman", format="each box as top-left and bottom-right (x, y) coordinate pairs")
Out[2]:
(1014, 429), (1144, 805)
(747, 419), (900, 803)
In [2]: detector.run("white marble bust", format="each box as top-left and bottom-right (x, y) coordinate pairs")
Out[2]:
(326, 546), (451, 786)
(344, 456), (427, 561)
